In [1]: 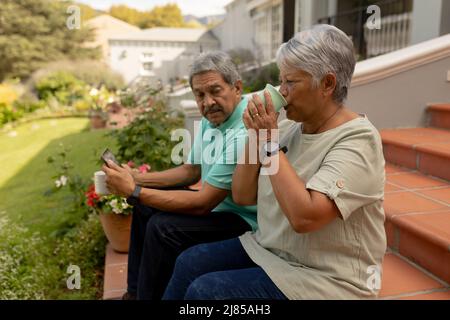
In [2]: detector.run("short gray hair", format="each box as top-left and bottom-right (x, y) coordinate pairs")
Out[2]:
(189, 51), (241, 88)
(276, 24), (356, 104)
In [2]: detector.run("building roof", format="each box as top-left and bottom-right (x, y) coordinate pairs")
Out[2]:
(109, 27), (218, 43)
(85, 14), (140, 32)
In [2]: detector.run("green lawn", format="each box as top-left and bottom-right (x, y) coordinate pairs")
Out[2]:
(0, 118), (117, 299)
(0, 118), (116, 234)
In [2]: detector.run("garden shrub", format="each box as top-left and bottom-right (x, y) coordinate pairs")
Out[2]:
(13, 99), (47, 114)
(110, 81), (184, 171)
(49, 213), (107, 300)
(69, 61), (125, 92)
(0, 83), (19, 105)
(0, 216), (48, 299)
(111, 100), (183, 171)
(0, 212), (107, 300)
(35, 71), (88, 106)
(0, 103), (24, 126)
(242, 62), (280, 93)
(29, 60), (125, 92)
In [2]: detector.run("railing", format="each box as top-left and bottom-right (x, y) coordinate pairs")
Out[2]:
(364, 12), (412, 57)
(318, 0), (413, 60)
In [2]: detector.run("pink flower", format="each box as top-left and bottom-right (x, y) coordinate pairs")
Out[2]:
(127, 161), (135, 168)
(138, 164), (151, 173)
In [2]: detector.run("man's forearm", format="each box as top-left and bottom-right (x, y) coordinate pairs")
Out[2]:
(134, 164), (200, 189)
(138, 188), (206, 215)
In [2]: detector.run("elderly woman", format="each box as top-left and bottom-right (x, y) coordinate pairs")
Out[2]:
(162, 24), (386, 300)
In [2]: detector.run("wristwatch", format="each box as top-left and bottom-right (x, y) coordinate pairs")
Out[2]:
(263, 141), (288, 157)
(126, 185), (142, 206)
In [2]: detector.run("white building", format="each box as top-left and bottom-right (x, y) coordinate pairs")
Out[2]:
(212, 0), (255, 54)
(213, 0), (450, 63)
(108, 28), (220, 84)
(84, 15), (140, 62)
(213, 0), (283, 64)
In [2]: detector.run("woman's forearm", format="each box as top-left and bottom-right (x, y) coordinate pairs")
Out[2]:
(267, 153), (316, 231)
(232, 142), (261, 205)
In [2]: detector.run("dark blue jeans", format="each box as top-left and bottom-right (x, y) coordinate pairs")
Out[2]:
(162, 238), (288, 300)
(127, 204), (252, 300)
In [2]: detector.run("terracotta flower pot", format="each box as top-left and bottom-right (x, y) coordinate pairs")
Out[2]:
(99, 213), (132, 253)
(90, 114), (107, 129)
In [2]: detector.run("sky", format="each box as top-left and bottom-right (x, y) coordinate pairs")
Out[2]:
(76, 0), (233, 17)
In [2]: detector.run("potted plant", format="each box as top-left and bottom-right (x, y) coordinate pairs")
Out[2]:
(88, 86), (113, 129)
(89, 109), (108, 129)
(85, 185), (132, 253)
(84, 162), (151, 253)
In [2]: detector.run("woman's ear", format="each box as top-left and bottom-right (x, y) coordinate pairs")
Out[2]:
(321, 74), (337, 98)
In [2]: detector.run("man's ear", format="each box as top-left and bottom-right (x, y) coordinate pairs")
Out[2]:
(234, 80), (243, 98)
(321, 74), (337, 98)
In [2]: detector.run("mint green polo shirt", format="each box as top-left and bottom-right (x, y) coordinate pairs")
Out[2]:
(187, 97), (257, 231)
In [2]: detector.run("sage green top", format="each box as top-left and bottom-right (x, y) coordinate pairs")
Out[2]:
(188, 97), (257, 231)
(239, 116), (387, 299)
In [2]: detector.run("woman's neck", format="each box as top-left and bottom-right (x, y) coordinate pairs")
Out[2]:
(302, 103), (343, 134)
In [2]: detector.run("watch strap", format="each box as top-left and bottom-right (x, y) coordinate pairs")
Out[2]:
(132, 185), (142, 198)
(127, 185), (142, 206)
(266, 144), (288, 157)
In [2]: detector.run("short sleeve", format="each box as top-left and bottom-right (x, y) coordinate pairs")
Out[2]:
(305, 129), (385, 220)
(204, 128), (248, 190)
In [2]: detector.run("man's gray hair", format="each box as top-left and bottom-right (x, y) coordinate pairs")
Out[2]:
(276, 24), (356, 104)
(189, 51), (241, 88)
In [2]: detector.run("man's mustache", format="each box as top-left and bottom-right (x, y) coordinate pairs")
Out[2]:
(204, 105), (223, 115)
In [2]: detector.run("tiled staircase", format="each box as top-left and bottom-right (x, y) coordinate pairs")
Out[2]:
(103, 104), (450, 300)
(379, 103), (450, 299)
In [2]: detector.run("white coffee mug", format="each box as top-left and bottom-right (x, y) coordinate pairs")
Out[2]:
(94, 171), (110, 195)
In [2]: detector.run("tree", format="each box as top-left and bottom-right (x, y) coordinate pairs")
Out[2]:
(76, 2), (98, 21)
(140, 4), (186, 29)
(109, 3), (189, 29)
(0, 0), (100, 81)
(109, 5), (143, 27)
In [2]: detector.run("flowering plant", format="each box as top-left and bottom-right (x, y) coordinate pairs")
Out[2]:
(46, 143), (88, 210)
(85, 185), (132, 215)
(89, 85), (116, 112)
(84, 161), (151, 215)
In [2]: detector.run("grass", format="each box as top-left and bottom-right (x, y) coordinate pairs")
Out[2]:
(0, 118), (116, 299)
(0, 118), (116, 234)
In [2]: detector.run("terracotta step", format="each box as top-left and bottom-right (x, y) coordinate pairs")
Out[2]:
(103, 244), (128, 300)
(101, 165), (450, 300)
(428, 103), (450, 130)
(102, 247), (450, 300)
(384, 164), (450, 284)
(381, 128), (450, 181)
(379, 252), (450, 300)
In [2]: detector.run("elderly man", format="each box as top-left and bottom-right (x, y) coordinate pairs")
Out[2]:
(103, 51), (257, 300)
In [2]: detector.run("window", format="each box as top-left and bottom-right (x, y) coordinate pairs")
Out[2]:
(119, 50), (127, 60)
(254, 13), (269, 62)
(271, 4), (282, 59)
(143, 62), (153, 71)
(295, 0), (302, 32)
